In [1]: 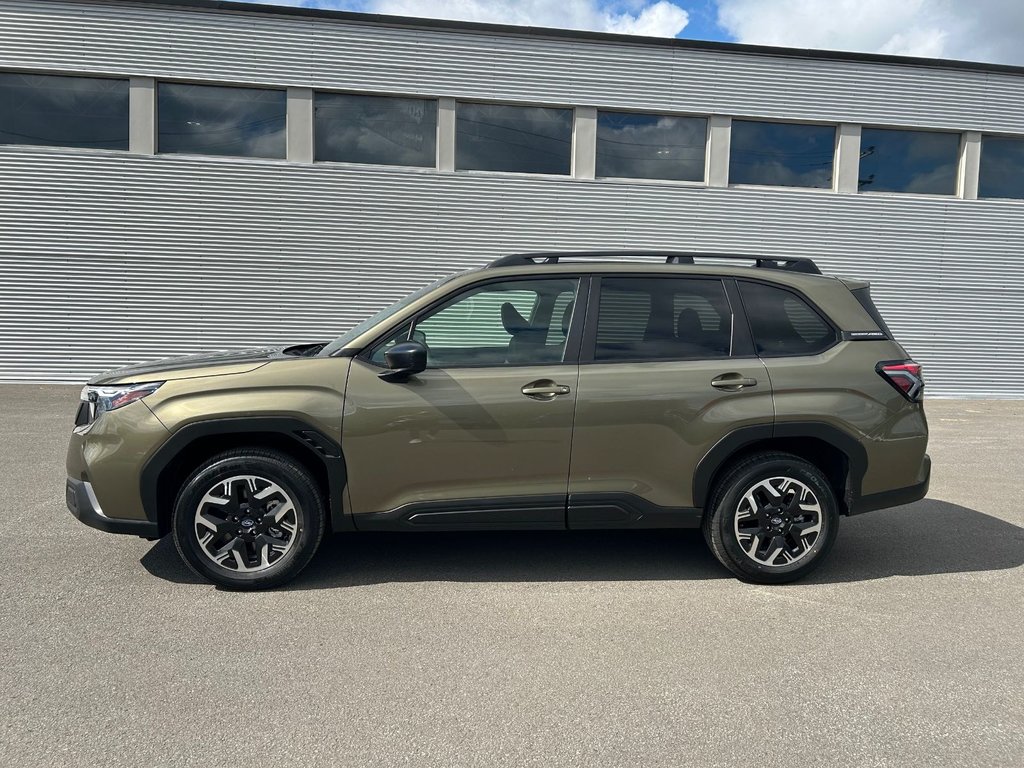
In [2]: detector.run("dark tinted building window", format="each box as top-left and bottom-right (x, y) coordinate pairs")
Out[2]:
(456, 103), (572, 175)
(739, 282), (836, 357)
(315, 93), (437, 167)
(979, 135), (1024, 200)
(730, 120), (835, 189)
(596, 111), (706, 181)
(0, 73), (128, 150)
(859, 128), (959, 195)
(158, 83), (286, 158)
(594, 278), (732, 361)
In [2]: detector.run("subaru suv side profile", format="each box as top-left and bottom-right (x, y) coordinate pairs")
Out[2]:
(66, 252), (930, 589)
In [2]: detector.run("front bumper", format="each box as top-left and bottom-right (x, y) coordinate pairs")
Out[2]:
(65, 477), (160, 538)
(849, 453), (931, 515)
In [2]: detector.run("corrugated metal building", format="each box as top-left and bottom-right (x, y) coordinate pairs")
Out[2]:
(1, 0), (1023, 395)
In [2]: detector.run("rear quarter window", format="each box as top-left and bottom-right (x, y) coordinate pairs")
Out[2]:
(739, 281), (837, 357)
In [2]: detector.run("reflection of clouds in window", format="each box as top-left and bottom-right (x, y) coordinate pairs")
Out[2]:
(729, 120), (835, 189)
(859, 128), (958, 195)
(979, 136), (1024, 200)
(456, 103), (572, 175)
(0, 73), (128, 150)
(597, 111), (706, 181)
(315, 93), (437, 167)
(157, 83), (286, 159)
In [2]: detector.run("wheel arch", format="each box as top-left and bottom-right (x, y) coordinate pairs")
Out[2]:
(693, 422), (867, 515)
(140, 417), (350, 537)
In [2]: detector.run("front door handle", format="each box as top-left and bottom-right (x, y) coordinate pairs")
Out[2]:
(522, 379), (571, 400)
(711, 374), (758, 390)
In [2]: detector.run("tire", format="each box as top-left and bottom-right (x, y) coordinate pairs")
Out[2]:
(172, 449), (326, 590)
(702, 451), (839, 584)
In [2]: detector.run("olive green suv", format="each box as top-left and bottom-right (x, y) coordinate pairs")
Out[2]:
(65, 252), (930, 589)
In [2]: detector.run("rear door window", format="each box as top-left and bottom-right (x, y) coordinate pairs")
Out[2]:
(739, 281), (836, 356)
(593, 278), (732, 361)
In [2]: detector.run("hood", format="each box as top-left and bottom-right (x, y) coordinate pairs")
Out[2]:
(87, 347), (284, 385)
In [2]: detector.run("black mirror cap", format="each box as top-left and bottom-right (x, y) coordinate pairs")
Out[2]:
(379, 341), (427, 382)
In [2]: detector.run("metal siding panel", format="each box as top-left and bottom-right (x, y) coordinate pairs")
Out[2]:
(1, 147), (1023, 396)
(1, 1), (1024, 131)
(1, 1), (1023, 394)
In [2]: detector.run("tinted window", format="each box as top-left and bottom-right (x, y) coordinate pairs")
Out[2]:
(979, 135), (1024, 200)
(315, 92), (437, 167)
(739, 282), (836, 356)
(596, 111), (706, 181)
(0, 73), (128, 150)
(730, 120), (835, 189)
(456, 103), (572, 175)
(401, 279), (579, 367)
(595, 278), (731, 361)
(158, 83), (286, 158)
(859, 128), (959, 195)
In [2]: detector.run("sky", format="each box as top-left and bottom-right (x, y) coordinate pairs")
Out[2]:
(232, 0), (1024, 65)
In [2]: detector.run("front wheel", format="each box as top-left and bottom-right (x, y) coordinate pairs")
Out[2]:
(172, 449), (326, 590)
(703, 452), (839, 584)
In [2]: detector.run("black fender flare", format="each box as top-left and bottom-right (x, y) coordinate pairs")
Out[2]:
(691, 421), (868, 511)
(139, 417), (351, 535)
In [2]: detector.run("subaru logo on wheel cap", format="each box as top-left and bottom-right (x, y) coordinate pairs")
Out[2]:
(241, 517), (255, 528)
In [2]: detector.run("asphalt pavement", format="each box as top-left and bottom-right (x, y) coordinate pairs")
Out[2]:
(1, 385), (1021, 767)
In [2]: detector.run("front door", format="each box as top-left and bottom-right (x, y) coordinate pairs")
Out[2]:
(568, 275), (773, 527)
(341, 276), (583, 530)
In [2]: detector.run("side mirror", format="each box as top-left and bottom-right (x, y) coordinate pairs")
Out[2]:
(379, 340), (427, 383)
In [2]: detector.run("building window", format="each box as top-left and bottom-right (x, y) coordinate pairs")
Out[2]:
(0, 73), (128, 151)
(157, 83), (286, 158)
(729, 120), (835, 189)
(315, 93), (437, 167)
(456, 102), (572, 175)
(859, 128), (959, 195)
(596, 111), (706, 181)
(979, 135), (1024, 200)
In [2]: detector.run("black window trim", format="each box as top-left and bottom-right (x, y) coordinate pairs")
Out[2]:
(358, 274), (591, 370)
(735, 277), (841, 359)
(579, 274), (740, 365)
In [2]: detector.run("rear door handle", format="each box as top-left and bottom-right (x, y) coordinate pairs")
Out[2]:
(711, 374), (758, 390)
(522, 379), (571, 400)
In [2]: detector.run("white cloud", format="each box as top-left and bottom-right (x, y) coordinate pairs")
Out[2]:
(716, 0), (1024, 66)
(359, 0), (689, 37)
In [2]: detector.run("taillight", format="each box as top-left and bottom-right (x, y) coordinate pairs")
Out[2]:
(877, 360), (924, 401)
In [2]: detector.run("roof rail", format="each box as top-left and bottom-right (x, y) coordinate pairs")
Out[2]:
(486, 251), (822, 275)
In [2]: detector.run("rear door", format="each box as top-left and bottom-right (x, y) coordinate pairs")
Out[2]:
(567, 275), (773, 527)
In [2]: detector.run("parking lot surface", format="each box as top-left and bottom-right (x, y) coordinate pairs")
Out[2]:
(1, 385), (1021, 767)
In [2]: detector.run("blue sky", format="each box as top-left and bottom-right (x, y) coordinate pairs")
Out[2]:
(230, 1), (1024, 65)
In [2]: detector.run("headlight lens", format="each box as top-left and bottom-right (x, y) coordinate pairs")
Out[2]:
(82, 382), (163, 417)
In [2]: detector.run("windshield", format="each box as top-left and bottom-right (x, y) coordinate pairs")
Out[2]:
(319, 275), (454, 356)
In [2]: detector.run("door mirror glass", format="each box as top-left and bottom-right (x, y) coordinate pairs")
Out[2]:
(380, 341), (428, 382)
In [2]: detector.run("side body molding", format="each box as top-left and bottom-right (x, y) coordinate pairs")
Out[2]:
(139, 417), (350, 535)
(691, 421), (868, 512)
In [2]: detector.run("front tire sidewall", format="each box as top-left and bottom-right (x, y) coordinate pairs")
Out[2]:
(711, 457), (839, 584)
(172, 452), (325, 590)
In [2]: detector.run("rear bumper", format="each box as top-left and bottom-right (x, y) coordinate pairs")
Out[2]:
(65, 477), (160, 538)
(849, 453), (931, 515)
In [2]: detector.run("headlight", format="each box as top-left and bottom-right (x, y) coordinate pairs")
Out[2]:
(81, 382), (163, 418)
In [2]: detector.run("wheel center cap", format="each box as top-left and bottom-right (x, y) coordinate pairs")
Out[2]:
(241, 517), (256, 528)
(770, 516), (784, 527)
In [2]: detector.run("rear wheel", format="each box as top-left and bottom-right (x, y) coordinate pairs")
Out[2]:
(172, 449), (326, 590)
(703, 452), (839, 584)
